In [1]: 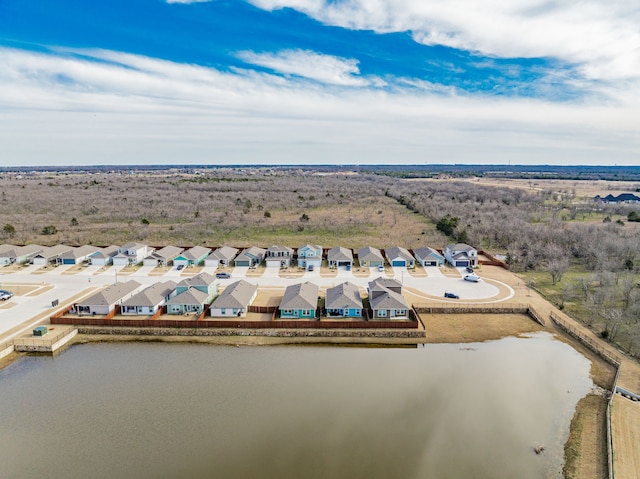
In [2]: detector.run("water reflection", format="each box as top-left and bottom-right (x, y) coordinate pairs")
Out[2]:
(0, 333), (591, 479)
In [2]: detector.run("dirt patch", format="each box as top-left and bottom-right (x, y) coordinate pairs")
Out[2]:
(611, 395), (640, 479)
(421, 313), (543, 343)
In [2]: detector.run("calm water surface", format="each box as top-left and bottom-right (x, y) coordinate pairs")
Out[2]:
(0, 333), (592, 479)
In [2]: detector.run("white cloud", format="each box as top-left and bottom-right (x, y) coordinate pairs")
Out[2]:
(237, 49), (373, 86)
(165, 0), (211, 4)
(0, 46), (638, 166)
(248, 0), (640, 83)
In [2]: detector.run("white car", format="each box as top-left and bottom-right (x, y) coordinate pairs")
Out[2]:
(377, 264), (385, 272)
(464, 274), (480, 282)
(0, 290), (14, 301)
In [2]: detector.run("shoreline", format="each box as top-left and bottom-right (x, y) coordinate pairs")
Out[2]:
(0, 312), (615, 479)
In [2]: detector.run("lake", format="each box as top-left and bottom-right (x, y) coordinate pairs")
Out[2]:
(0, 333), (592, 479)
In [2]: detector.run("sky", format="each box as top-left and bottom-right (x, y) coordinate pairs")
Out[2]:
(1, 0), (639, 167)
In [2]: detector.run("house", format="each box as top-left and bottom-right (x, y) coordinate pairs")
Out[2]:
(325, 282), (363, 318)
(205, 246), (239, 268)
(30, 244), (73, 266)
(74, 280), (141, 316)
(234, 247), (266, 267)
(143, 245), (184, 267)
(279, 282), (319, 319)
(173, 245), (211, 268)
(89, 245), (120, 266)
(297, 244), (323, 269)
(166, 272), (218, 315)
(56, 245), (99, 265)
(367, 278), (409, 319)
(384, 246), (415, 268)
(120, 281), (177, 315)
(594, 193), (640, 204)
(444, 243), (478, 268)
(357, 246), (384, 268)
(112, 242), (151, 266)
(265, 245), (294, 267)
(209, 280), (258, 318)
(327, 247), (353, 268)
(165, 287), (211, 315)
(413, 246), (445, 267)
(0, 244), (44, 265)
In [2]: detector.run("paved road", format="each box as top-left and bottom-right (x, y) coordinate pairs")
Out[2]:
(0, 264), (510, 338)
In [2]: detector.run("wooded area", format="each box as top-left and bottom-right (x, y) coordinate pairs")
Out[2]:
(1, 168), (639, 357)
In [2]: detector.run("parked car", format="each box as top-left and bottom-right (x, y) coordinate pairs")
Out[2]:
(444, 292), (459, 299)
(0, 290), (14, 301)
(465, 266), (474, 273)
(345, 264), (351, 271)
(377, 264), (385, 272)
(464, 274), (480, 282)
(176, 264), (184, 271)
(307, 264), (314, 272)
(216, 272), (231, 279)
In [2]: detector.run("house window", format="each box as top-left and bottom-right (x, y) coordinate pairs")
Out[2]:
(377, 309), (387, 317)
(221, 308), (226, 315)
(396, 309), (405, 316)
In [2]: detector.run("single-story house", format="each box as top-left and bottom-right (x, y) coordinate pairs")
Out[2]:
(325, 281), (363, 318)
(31, 244), (73, 266)
(413, 247), (445, 267)
(89, 245), (120, 266)
(112, 242), (151, 266)
(205, 246), (239, 268)
(385, 246), (415, 268)
(56, 245), (99, 265)
(444, 243), (478, 268)
(0, 244), (43, 265)
(265, 245), (294, 268)
(234, 247), (266, 267)
(165, 287), (211, 315)
(174, 245), (212, 268)
(327, 247), (353, 268)
(594, 193), (640, 204)
(357, 246), (384, 268)
(209, 279), (258, 318)
(143, 245), (184, 267)
(297, 244), (323, 269)
(120, 281), (177, 315)
(74, 280), (141, 316)
(279, 282), (319, 319)
(367, 277), (409, 319)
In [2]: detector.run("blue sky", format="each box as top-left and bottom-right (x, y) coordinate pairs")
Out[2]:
(1, 0), (638, 166)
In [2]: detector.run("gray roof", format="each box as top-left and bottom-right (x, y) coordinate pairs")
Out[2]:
(176, 272), (216, 289)
(236, 246), (266, 262)
(298, 244), (322, 253)
(325, 281), (362, 310)
(357, 246), (384, 262)
(368, 277), (402, 295)
(385, 246), (414, 262)
(446, 243), (476, 253)
(369, 287), (409, 311)
(267, 245), (293, 255)
(76, 280), (141, 307)
(92, 245), (120, 259)
(59, 245), (97, 260)
(327, 247), (353, 262)
(413, 247), (443, 260)
(166, 287), (209, 306)
(32, 244), (73, 260)
(280, 282), (319, 310)
(210, 246), (239, 261)
(211, 280), (257, 309)
(181, 245), (211, 260)
(121, 281), (177, 307)
(153, 245), (183, 260)
(121, 242), (147, 251)
(0, 244), (16, 254)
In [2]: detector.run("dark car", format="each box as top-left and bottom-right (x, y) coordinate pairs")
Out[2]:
(465, 266), (474, 273)
(444, 292), (459, 299)
(216, 272), (231, 279)
(176, 264), (184, 271)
